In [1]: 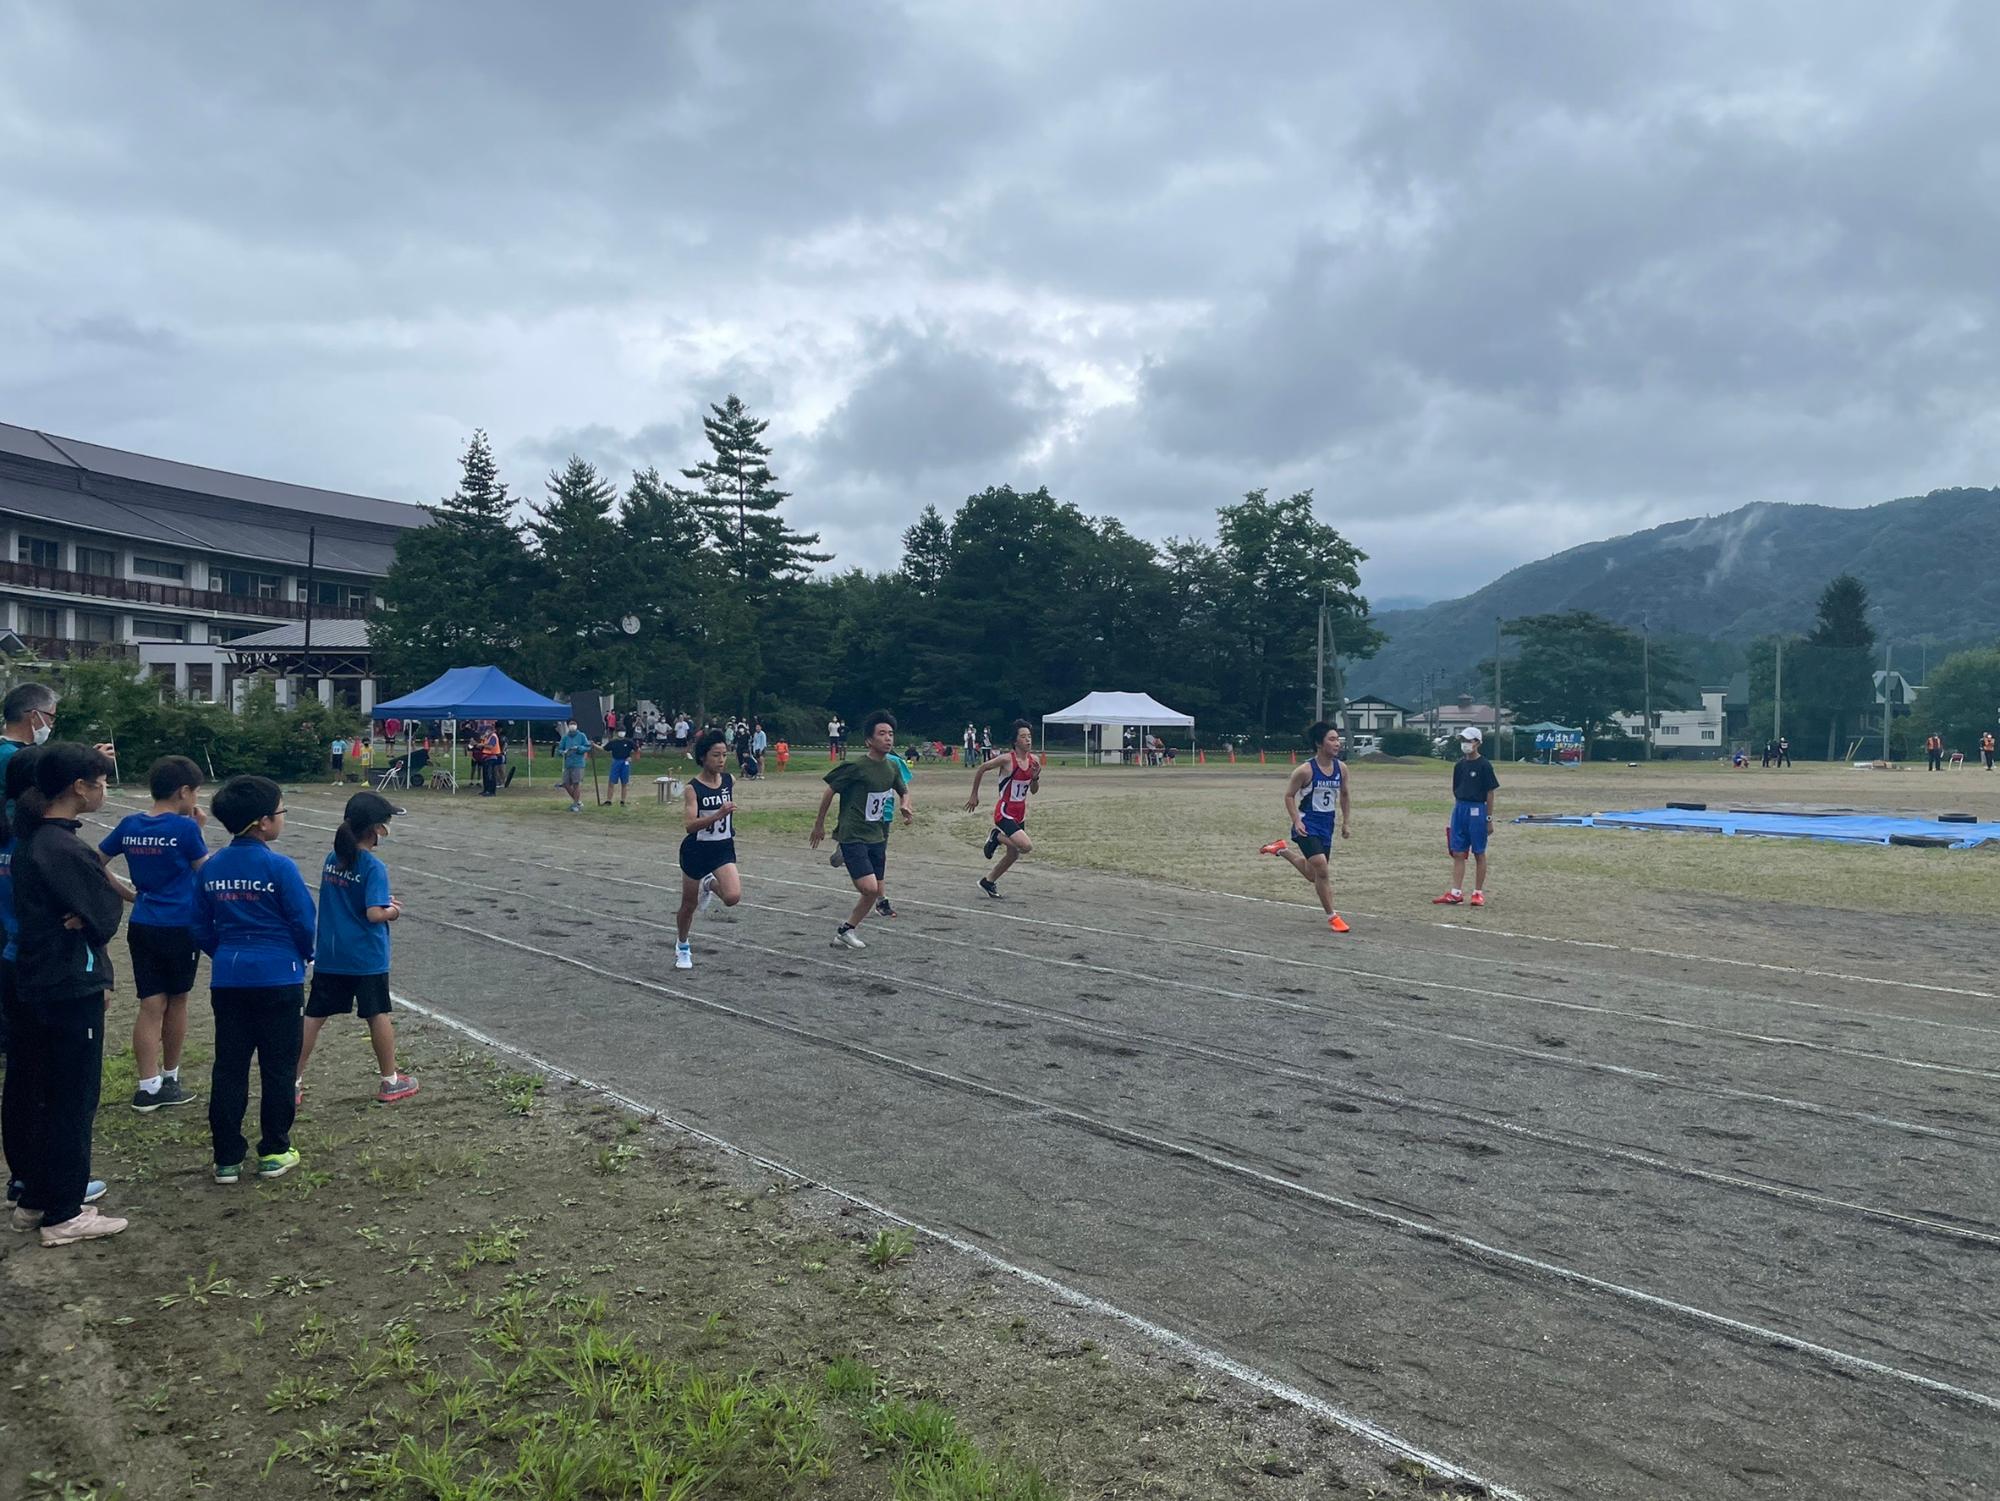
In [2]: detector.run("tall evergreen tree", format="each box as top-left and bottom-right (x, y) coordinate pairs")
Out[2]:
(681, 395), (829, 600)
(370, 430), (534, 692)
(1803, 573), (1877, 757)
(621, 468), (756, 716)
(899, 504), (950, 597)
(522, 457), (636, 693)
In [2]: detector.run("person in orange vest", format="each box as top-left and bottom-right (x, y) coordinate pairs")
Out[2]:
(1984, 730), (1996, 771)
(774, 739), (790, 770)
(473, 722), (503, 797)
(1925, 732), (1944, 772)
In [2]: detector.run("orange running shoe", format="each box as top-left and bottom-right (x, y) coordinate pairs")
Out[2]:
(1432, 891), (1464, 905)
(1328, 913), (1350, 933)
(1258, 838), (1290, 856)
(1469, 891), (1486, 907)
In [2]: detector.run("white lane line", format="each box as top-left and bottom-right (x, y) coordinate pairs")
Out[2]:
(391, 913), (2000, 1419)
(256, 786), (2000, 1034)
(391, 856), (2000, 1250)
(731, 871), (2000, 1068)
(247, 803), (1992, 1142)
(384, 985), (1535, 1501)
(267, 786), (1997, 1003)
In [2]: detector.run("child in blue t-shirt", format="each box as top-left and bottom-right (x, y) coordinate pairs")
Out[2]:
(194, 775), (316, 1183)
(297, 792), (414, 1104)
(99, 755), (208, 1113)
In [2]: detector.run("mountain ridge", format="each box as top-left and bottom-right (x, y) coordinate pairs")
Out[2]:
(1357, 487), (2000, 703)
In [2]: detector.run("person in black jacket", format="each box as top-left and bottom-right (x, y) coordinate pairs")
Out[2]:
(11, 741), (129, 1245)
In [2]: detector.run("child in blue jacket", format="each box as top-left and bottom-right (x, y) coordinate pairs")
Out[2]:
(193, 776), (315, 1183)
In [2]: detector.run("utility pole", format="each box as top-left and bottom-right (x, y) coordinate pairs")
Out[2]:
(1774, 638), (1784, 744)
(1314, 584), (1326, 724)
(1883, 641), (1893, 762)
(1642, 616), (1652, 761)
(1493, 615), (1504, 760)
(300, 525), (317, 706)
(1330, 621), (1343, 732)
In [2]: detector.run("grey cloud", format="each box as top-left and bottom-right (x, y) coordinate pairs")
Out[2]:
(808, 325), (1060, 482)
(4, 0), (1998, 603)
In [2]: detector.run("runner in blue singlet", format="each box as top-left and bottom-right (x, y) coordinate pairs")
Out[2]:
(1259, 721), (1352, 932)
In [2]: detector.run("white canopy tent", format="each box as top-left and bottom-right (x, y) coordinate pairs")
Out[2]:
(1042, 690), (1195, 763)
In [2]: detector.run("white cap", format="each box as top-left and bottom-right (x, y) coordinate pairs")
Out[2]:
(1458, 726), (1483, 743)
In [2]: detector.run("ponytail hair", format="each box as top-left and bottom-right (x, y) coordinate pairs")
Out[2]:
(6, 743), (45, 842)
(334, 790), (402, 872)
(13, 742), (111, 841)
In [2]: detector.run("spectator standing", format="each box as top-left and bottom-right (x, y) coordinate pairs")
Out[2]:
(557, 722), (593, 812)
(1984, 730), (1996, 770)
(962, 724), (977, 764)
(195, 776), (315, 1183)
(10, 742), (129, 1244)
(1926, 733), (1944, 771)
(604, 729), (639, 807)
(297, 792), (414, 1104)
(751, 720), (768, 762)
(327, 735), (348, 786)
(98, 755), (208, 1112)
(828, 715), (846, 761)
(474, 722), (503, 797)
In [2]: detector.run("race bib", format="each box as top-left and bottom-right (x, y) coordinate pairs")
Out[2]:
(863, 791), (891, 821)
(1308, 785), (1339, 813)
(1008, 779), (1033, 801)
(697, 811), (732, 842)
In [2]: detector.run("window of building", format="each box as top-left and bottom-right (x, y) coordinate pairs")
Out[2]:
(75, 611), (115, 643)
(21, 605), (60, 636)
(17, 535), (62, 569)
(316, 580), (371, 610)
(75, 545), (117, 577)
(210, 566), (283, 599)
(1701, 729), (1717, 741)
(186, 663), (214, 700)
(210, 623), (266, 644)
(133, 557), (185, 581)
(130, 616), (187, 642)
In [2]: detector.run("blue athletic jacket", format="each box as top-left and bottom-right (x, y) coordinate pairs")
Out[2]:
(193, 837), (316, 988)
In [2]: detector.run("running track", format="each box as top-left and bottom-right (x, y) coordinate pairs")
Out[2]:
(124, 788), (2000, 1498)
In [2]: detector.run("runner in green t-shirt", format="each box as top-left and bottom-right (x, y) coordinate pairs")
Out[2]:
(809, 711), (912, 950)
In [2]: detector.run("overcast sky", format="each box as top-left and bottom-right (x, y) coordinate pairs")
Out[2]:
(4, 1), (1996, 602)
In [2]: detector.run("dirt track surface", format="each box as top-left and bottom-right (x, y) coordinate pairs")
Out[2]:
(253, 788), (2000, 1498)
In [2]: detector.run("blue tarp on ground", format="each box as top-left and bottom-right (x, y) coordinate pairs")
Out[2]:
(370, 665), (572, 721)
(1526, 807), (2000, 849)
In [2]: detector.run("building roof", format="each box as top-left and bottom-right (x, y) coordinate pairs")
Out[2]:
(1345, 693), (1410, 710)
(0, 421), (427, 575)
(219, 619), (374, 651)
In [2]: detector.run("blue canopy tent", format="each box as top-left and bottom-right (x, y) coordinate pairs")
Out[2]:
(371, 666), (573, 792)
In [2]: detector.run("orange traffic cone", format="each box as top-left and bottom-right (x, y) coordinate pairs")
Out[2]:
(1197, 749), (1205, 764)
(1259, 749), (1266, 764)
(1289, 750), (1297, 764)
(1228, 745), (1236, 764)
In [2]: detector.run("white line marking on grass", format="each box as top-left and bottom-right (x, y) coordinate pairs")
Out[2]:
(389, 919), (2000, 1420)
(384, 985), (1535, 1501)
(392, 858), (2000, 1249)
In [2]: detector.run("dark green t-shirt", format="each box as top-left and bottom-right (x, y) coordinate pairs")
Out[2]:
(825, 756), (900, 844)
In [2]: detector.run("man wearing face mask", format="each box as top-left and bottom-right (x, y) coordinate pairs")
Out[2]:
(1, 684), (116, 769)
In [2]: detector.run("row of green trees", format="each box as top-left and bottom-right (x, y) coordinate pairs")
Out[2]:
(368, 402), (1383, 740)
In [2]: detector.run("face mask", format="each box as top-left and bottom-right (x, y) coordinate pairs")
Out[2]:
(31, 722), (50, 745)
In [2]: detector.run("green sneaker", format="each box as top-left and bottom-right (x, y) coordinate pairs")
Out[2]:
(214, 1162), (243, 1184)
(256, 1149), (301, 1180)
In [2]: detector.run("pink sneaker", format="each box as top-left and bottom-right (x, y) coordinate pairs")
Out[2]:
(1432, 891), (1464, 905)
(1469, 891), (1486, 908)
(40, 1205), (128, 1247)
(375, 1073), (419, 1104)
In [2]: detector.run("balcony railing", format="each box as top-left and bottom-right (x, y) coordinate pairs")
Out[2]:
(0, 559), (369, 621)
(4, 634), (140, 663)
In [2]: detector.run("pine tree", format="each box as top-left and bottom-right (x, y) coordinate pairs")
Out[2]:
(370, 430), (535, 692)
(681, 395), (829, 600)
(1804, 573), (1876, 757)
(899, 505), (951, 597)
(522, 457), (635, 692)
(620, 467), (757, 715)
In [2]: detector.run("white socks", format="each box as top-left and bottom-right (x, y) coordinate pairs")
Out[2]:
(138, 1075), (162, 1094)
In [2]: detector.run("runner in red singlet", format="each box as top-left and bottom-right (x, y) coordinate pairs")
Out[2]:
(964, 720), (1040, 898)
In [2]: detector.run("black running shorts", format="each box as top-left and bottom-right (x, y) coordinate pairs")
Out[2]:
(838, 840), (888, 883)
(306, 971), (394, 1020)
(1292, 834), (1329, 861)
(678, 837), (738, 881)
(128, 922), (200, 999)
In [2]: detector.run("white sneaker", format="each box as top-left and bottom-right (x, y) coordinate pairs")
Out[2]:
(674, 942), (693, 970)
(40, 1204), (128, 1246)
(570, 801), (583, 814)
(696, 874), (717, 914)
(832, 924), (866, 950)
(11, 1205), (43, 1232)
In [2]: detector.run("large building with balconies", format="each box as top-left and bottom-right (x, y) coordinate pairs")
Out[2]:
(0, 421), (425, 709)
